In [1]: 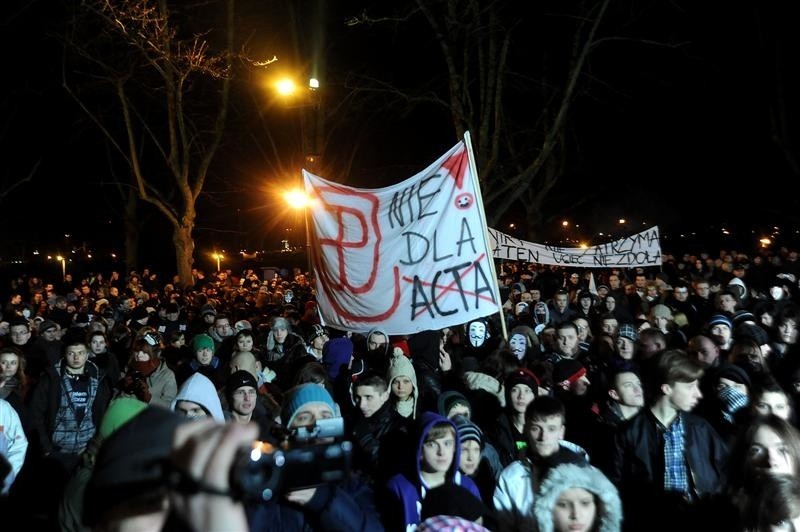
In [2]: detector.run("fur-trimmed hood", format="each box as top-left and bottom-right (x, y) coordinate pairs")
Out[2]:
(534, 463), (622, 532)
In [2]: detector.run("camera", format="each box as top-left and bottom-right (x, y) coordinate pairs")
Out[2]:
(230, 418), (353, 502)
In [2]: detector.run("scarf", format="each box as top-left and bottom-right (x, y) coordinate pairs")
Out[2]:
(718, 385), (748, 423)
(395, 398), (415, 418)
(130, 359), (160, 377)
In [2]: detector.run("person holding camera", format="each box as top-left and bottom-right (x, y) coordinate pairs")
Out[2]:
(247, 383), (384, 531)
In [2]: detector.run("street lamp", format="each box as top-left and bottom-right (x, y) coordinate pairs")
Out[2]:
(56, 255), (66, 280)
(212, 252), (223, 272)
(272, 76), (323, 171)
(284, 189), (314, 276)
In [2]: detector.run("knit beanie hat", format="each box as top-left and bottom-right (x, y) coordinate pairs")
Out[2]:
(192, 333), (215, 352)
(651, 304), (672, 320)
(617, 323), (639, 343)
(226, 370), (258, 399)
(709, 314), (734, 331)
(437, 391), (472, 418)
(732, 310), (757, 328)
(735, 323), (770, 346)
(716, 363), (752, 389)
(322, 337), (354, 380)
(505, 368), (540, 397)
(98, 397), (149, 440)
(452, 414), (483, 447)
(38, 319), (59, 334)
(387, 351), (417, 386)
(281, 383), (337, 428)
(552, 359), (587, 388)
(234, 320), (252, 332)
(391, 339), (411, 358)
(307, 324), (327, 344)
(420, 483), (489, 522)
(271, 317), (290, 331)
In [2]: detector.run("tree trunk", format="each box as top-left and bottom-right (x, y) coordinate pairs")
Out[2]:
(174, 222), (195, 289)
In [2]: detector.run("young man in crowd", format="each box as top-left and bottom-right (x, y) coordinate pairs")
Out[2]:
(351, 373), (409, 485)
(611, 349), (728, 530)
(493, 396), (588, 519)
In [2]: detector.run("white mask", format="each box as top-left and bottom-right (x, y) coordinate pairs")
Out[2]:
(468, 322), (488, 347)
(771, 287), (784, 301)
(509, 334), (527, 360)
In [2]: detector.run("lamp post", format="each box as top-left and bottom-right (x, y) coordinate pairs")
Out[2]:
(56, 255), (66, 280)
(284, 189), (313, 276)
(274, 76), (323, 171)
(213, 252), (223, 273)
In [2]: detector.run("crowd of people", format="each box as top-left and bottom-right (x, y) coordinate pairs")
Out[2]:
(1, 245), (800, 531)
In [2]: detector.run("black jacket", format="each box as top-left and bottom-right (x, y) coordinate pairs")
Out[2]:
(611, 409), (728, 530)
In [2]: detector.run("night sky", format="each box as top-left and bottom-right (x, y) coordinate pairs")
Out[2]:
(2, 1), (799, 272)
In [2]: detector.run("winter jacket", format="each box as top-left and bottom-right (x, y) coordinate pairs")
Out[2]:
(534, 463), (622, 532)
(29, 359), (111, 456)
(493, 444), (588, 517)
(610, 409), (728, 530)
(0, 398), (27, 492)
(246, 476), (384, 532)
(145, 360), (178, 408)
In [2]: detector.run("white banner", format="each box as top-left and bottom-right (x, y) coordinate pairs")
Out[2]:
(489, 226), (662, 267)
(304, 139), (501, 335)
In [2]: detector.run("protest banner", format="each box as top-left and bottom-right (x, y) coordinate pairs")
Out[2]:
(489, 226), (662, 267)
(304, 136), (502, 335)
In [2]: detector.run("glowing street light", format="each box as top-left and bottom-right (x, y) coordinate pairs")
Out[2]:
(56, 255), (66, 280)
(275, 78), (297, 96)
(284, 189), (312, 209)
(212, 252), (223, 272)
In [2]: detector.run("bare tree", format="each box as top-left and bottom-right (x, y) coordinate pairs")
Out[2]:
(347, 0), (685, 239)
(63, 0), (236, 285)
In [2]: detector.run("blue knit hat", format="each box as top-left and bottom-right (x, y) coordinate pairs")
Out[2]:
(452, 414), (483, 447)
(281, 383), (337, 428)
(709, 314), (733, 331)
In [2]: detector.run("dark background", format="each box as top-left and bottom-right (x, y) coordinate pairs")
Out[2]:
(2, 0), (799, 278)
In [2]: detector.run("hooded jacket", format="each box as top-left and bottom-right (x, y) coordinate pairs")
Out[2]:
(385, 412), (480, 531)
(170, 373), (225, 421)
(533, 463), (622, 532)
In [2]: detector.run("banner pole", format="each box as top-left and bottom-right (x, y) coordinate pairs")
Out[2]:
(464, 131), (509, 342)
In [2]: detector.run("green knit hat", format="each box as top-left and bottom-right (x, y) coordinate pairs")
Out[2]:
(98, 397), (149, 440)
(192, 333), (215, 352)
